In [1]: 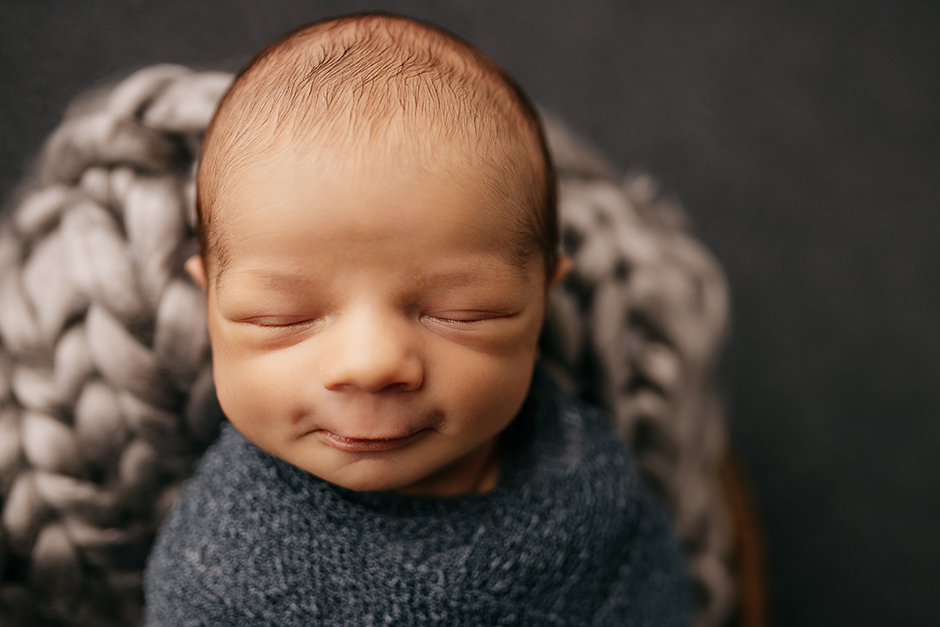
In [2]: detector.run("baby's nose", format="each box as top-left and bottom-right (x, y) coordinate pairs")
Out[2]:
(320, 307), (423, 393)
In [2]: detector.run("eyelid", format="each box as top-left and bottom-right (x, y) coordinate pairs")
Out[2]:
(243, 316), (320, 329)
(422, 310), (515, 324)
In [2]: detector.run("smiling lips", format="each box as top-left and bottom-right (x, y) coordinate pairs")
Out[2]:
(316, 429), (426, 452)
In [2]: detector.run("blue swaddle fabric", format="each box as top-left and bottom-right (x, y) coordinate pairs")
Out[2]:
(143, 370), (691, 626)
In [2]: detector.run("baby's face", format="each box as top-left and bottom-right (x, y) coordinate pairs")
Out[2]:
(198, 141), (550, 496)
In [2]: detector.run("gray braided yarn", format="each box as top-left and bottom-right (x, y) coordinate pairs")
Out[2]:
(0, 66), (732, 627)
(540, 119), (734, 627)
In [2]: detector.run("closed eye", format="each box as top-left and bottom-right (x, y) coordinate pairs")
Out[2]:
(243, 316), (320, 329)
(421, 311), (514, 327)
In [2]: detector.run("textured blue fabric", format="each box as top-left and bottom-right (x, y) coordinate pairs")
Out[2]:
(143, 371), (691, 626)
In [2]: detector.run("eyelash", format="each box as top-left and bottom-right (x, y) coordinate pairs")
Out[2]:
(248, 317), (319, 329)
(244, 311), (510, 332)
(422, 312), (511, 326)
(423, 315), (482, 326)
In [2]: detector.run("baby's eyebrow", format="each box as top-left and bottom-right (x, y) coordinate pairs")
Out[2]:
(213, 254), (533, 301)
(215, 267), (316, 296)
(415, 264), (527, 289)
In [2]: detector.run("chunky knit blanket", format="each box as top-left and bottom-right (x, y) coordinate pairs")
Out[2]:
(0, 66), (732, 627)
(144, 371), (691, 627)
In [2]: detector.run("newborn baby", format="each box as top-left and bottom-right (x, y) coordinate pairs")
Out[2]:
(144, 13), (691, 626)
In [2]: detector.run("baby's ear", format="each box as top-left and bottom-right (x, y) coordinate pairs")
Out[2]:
(549, 254), (573, 291)
(184, 255), (208, 290)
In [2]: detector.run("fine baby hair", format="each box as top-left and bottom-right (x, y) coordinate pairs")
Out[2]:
(0, 12), (734, 627)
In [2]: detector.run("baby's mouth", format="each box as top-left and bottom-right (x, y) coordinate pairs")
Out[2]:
(315, 429), (427, 452)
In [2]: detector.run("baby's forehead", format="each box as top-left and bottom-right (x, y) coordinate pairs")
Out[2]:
(214, 118), (533, 211)
(228, 135), (525, 217)
(208, 135), (538, 280)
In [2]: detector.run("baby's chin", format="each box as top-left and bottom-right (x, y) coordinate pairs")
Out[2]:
(309, 455), (487, 497)
(278, 430), (501, 496)
(301, 454), (436, 495)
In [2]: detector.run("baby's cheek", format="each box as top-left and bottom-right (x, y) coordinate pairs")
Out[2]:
(212, 354), (270, 420)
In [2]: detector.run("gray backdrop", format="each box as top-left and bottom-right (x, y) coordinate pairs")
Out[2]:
(2, 1), (938, 625)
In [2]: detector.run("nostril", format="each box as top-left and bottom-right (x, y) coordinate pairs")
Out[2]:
(321, 354), (424, 393)
(389, 379), (421, 393)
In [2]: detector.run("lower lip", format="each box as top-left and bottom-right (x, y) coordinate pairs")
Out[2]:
(315, 430), (424, 452)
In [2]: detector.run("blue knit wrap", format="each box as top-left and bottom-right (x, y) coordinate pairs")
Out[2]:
(143, 371), (691, 626)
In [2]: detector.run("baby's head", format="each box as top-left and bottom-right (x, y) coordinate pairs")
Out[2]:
(189, 14), (567, 496)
